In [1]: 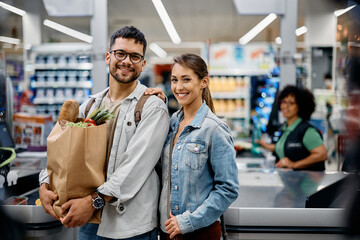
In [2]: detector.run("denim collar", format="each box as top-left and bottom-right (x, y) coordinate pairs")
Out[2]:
(172, 101), (209, 130)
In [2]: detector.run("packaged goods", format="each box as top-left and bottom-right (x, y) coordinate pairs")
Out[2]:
(13, 113), (53, 149)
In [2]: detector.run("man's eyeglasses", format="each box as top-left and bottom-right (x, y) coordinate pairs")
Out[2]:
(109, 49), (144, 64)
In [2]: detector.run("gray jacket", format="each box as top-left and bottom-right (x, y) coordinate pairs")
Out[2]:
(40, 81), (169, 238)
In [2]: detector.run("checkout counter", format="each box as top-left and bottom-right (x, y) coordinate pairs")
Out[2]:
(0, 151), (78, 240)
(224, 151), (349, 240)
(0, 149), (351, 240)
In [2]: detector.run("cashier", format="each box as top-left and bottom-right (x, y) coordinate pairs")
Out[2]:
(259, 85), (327, 171)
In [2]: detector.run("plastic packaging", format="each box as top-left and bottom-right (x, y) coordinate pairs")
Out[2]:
(251, 115), (262, 154)
(5, 196), (28, 205)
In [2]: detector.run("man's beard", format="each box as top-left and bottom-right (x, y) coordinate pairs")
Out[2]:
(109, 62), (140, 84)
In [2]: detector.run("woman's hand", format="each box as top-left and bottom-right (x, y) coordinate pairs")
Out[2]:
(164, 211), (182, 239)
(276, 157), (295, 169)
(255, 137), (266, 147)
(278, 145), (327, 170)
(256, 136), (275, 152)
(144, 87), (166, 103)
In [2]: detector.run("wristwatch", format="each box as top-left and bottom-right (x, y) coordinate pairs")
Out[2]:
(91, 190), (105, 209)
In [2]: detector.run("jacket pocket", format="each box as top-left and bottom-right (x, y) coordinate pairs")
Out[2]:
(185, 141), (207, 170)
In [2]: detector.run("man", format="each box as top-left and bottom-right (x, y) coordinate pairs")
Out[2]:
(39, 26), (169, 240)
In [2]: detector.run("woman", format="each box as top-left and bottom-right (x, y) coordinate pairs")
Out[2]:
(259, 85), (327, 171)
(153, 53), (239, 239)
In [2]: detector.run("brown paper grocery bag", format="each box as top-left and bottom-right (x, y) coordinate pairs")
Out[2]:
(47, 122), (107, 223)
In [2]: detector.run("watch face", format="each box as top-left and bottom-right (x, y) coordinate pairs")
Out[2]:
(93, 197), (105, 209)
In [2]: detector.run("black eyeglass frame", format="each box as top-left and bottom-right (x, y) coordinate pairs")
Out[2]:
(109, 49), (144, 64)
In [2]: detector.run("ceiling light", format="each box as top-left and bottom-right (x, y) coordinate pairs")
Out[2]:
(275, 37), (282, 44)
(239, 13), (277, 45)
(334, 5), (356, 17)
(152, 0), (181, 44)
(0, 1), (25, 16)
(43, 19), (93, 43)
(0, 36), (20, 45)
(295, 26), (307, 36)
(149, 43), (168, 58)
(156, 41), (205, 49)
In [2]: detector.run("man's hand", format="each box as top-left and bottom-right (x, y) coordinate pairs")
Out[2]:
(144, 88), (166, 103)
(164, 211), (182, 239)
(60, 195), (95, 228)
(39, 183), (60, 220)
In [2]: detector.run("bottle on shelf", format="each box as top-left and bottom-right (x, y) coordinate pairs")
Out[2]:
(228, 76), (236, 92)
(251, 115), (262, 155)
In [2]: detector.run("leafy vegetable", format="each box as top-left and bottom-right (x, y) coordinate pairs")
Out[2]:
(65, 107), (114, 128)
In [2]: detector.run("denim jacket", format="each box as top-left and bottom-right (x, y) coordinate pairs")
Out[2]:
(159, 102), (239, 234)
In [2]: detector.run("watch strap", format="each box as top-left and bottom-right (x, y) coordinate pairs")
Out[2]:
(91, 191), (105, 209)
(91, 192), (98, 200)
(95, 190), (105, 201)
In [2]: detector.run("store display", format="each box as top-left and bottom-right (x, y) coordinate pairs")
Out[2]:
(251, 72), (280, 132)
(1, 48), (24, 114)
(209, 72), (251, 137)
(12, 113), (53, 149)
(30, 45), (93, 122)
(208, 43), (276, 138)
(209, 68), (274, 138)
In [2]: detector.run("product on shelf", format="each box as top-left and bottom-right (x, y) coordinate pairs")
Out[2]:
(252, 75), (279, 132)
(209, 73), (251, 137)
(31, 47), (93, 122)
(13, 113), (53, 149)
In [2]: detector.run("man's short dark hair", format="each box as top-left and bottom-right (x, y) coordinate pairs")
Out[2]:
(110, 26), (147, 55)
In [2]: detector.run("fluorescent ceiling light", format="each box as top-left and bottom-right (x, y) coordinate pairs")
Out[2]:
(152, 0), (181, 44)
(43, 19), (93, 43)
(295, 26), (307, 36)
(149, 43), (168, 58)
(0, 36), (20, 45)
(0, 1), (25, 16)
(334, 5), (356, 17)
(275, 25), (307, 44)
(239, 13), (277, 45)
(275, 37), (282, 45)
(156, 41), (205, 49)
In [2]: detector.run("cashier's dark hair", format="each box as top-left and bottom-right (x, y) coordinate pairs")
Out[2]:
(110, 26), (147, 55)
(173, 53), (215, 113)
(278, 85), (315, 121)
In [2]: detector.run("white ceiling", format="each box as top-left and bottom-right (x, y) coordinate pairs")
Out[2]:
(0, 0), (349, 56)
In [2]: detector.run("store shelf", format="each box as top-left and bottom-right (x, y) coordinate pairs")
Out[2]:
(212, 91), (249, 99)
(31, 81), (93, 89)
(217, 112), (247, 119)
(209, 74), (252, 137)
(209, 69), (269, 76)
(33, 97), (88, 105)
(29, 43), (93, 121)
(33, 63), (93, 70)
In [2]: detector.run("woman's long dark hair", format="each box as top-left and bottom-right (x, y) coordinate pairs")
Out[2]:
(173, 53), (215, 113)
